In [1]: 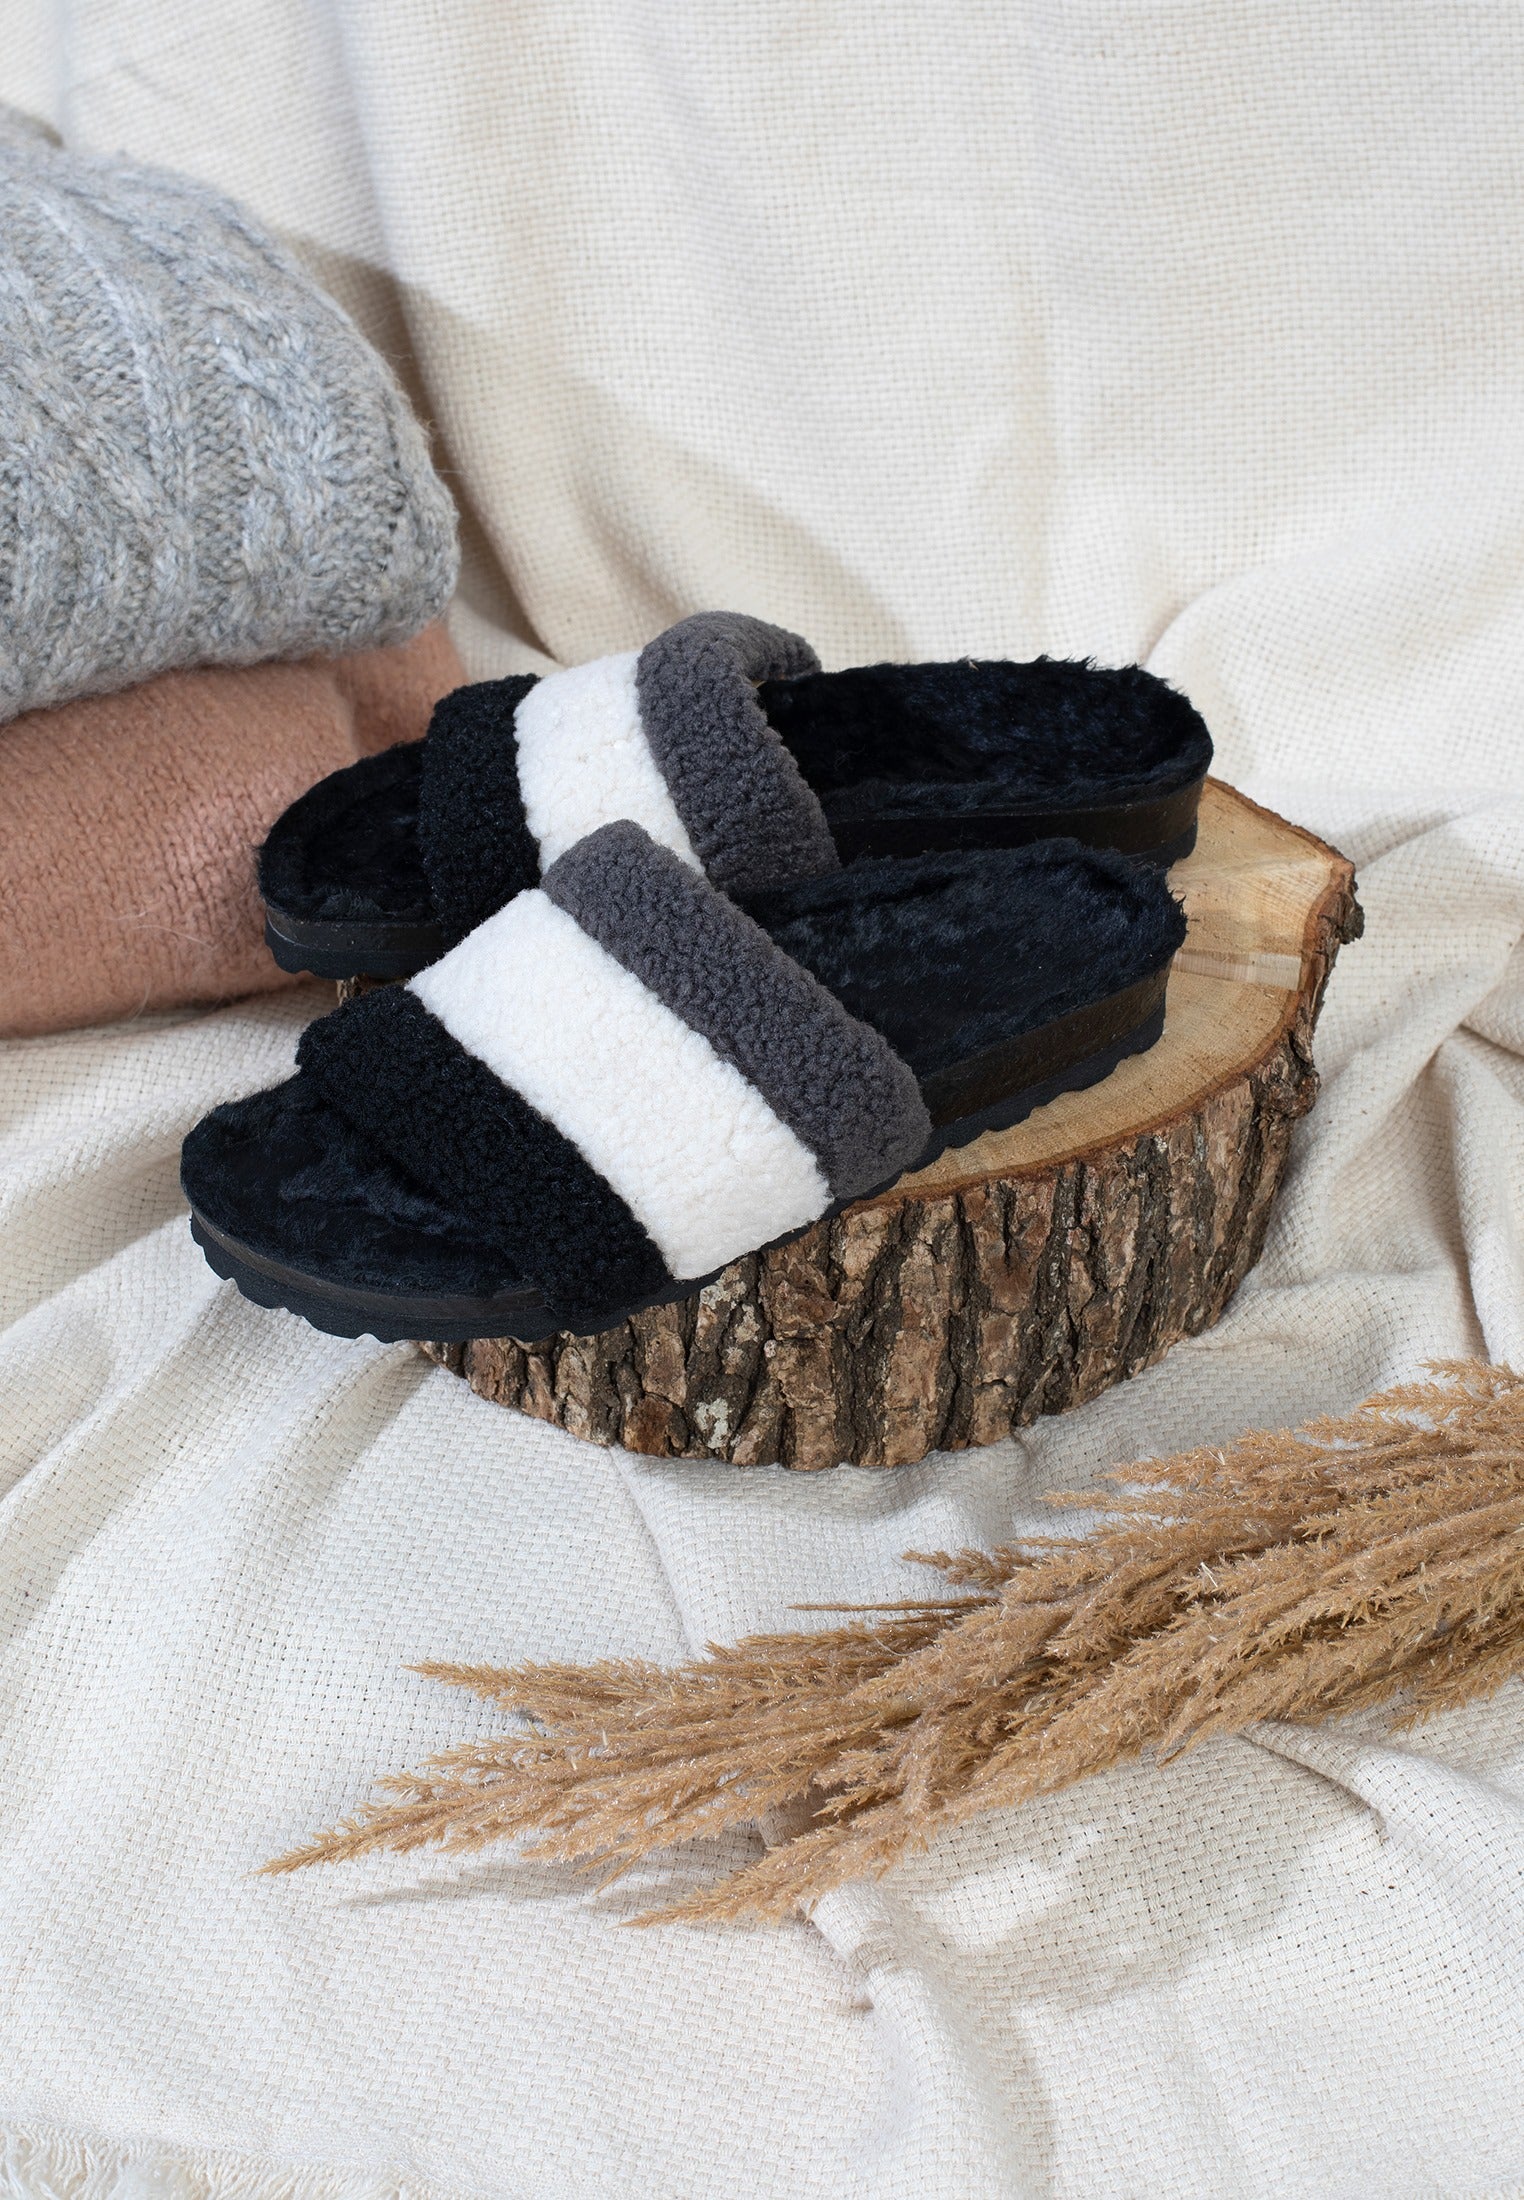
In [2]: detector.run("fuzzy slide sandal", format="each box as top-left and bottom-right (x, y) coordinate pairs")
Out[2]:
(185, 822), (1186, 1344)
(258, 612), (1210, 981)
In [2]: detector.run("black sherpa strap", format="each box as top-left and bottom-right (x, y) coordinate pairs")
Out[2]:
(416, 673), (541, 942)
(298, 984), (672, 1330)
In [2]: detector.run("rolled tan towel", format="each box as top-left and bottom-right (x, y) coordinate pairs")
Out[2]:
(0, 622), (464, 1038)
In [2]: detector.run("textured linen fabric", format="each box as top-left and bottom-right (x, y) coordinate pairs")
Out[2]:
(3, 3), (1524, 2194)
(0, 115), (458, 721)
(0, 622), (465, 1037)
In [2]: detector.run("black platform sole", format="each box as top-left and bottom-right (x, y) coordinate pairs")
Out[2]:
(264, 910), (444, 981)
(262, 783), (1203, 982)
(186, 971), (1168, 1347)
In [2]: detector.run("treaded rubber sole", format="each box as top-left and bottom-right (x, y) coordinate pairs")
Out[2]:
(260, 782), (1204, 982)
(186, 980), (1168, 1347)
(264, 911), (444, 981)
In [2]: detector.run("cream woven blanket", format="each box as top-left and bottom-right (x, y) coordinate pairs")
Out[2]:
(3, 3), (1524, 2192)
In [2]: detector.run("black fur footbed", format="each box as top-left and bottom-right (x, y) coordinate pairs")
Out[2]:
(760, 657), (1211, 815)
(257, 742), (434, 925)
(256, 675), (539, 937)
(256, 657), (1211, 977)
(738, 840), (1183, 1080)
(184, 841), (1186, 1341)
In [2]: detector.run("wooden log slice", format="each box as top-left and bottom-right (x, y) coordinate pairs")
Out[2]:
(422, 782), (1361, 1469)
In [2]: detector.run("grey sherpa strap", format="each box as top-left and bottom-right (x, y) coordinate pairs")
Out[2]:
(390, 820), (930, 1285)
(508, 616), (838, 895)
(406, 616), (838, 941)
(540, 820), (930, 1200)
(635, 612), (840, 893)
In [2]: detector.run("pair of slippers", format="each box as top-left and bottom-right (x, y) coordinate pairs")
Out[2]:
(182, 614), (1203, 1344)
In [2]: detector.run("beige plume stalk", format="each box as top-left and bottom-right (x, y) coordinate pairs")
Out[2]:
(264, 1361), (1524, 1922)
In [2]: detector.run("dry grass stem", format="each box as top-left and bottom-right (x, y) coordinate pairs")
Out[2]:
(264, 1361), (1524, 1922)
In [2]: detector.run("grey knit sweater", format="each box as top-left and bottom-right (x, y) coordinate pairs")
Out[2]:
(0, 119), (458, 723)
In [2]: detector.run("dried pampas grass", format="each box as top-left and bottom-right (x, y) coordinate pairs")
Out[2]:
(265, 1361), (1524, 1922)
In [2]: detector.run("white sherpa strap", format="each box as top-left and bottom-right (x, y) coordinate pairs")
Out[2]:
(410, 890), (828, 1280)
(513, 652), (701, 873)
(407, 821), (930, 1282)
(511, 612), (841, 896)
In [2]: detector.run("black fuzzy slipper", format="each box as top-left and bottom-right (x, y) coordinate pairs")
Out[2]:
(186, 823), (1186, 1344)
(258, 612), (1210, 980)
